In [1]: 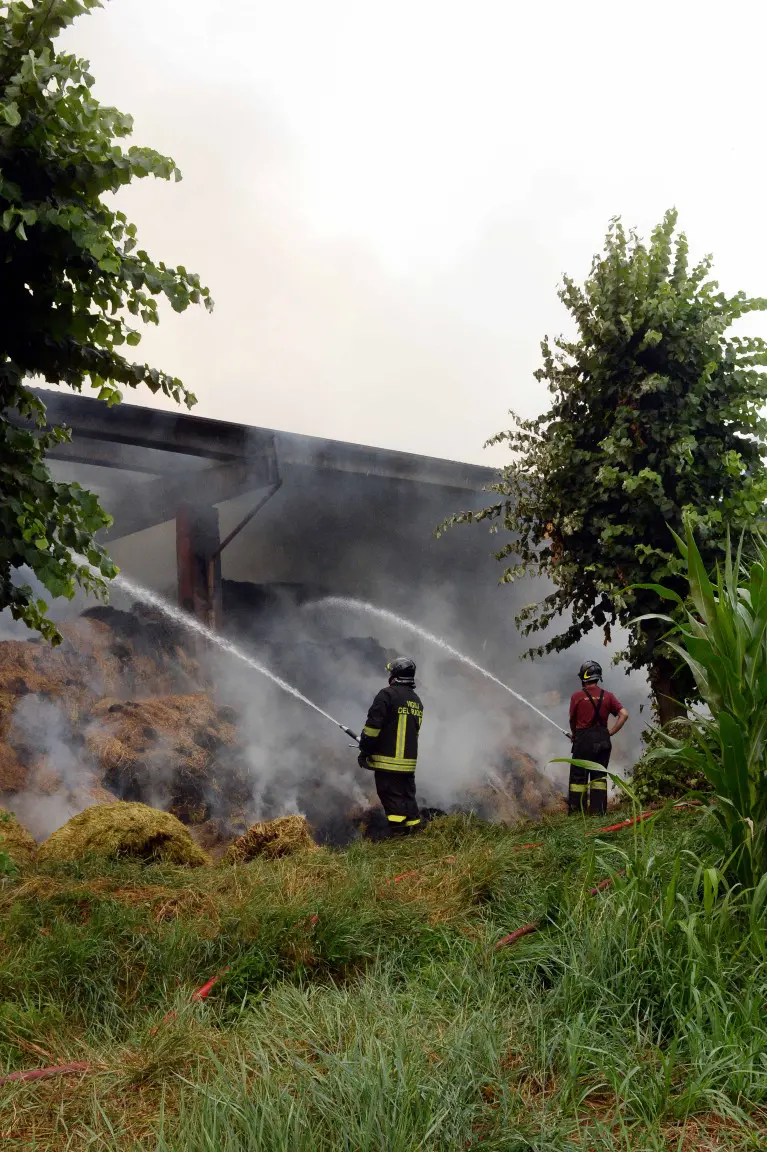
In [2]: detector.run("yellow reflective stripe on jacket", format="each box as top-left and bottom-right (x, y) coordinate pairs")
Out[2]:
(362, 726), (381, 738)
(369, 755), (417, 772)
(395, 711), (407, 760)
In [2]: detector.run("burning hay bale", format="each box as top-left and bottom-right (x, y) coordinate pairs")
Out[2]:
(37, 802), (211, 867)
(503, 746), (564, 815)
(0, 807), (37, 867)
(85, 694), (243, 822)
(460, 746), (564, 823)
(80, 604), (202, 693)
(0, 614), (251, 834)
(0, 744), (27, 792)
(0, 610), (207, 798)
(224, 815), (317, 863)
(0, 616), (194, 741)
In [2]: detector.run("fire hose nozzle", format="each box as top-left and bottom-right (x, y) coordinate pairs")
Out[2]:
(340, 725), (359, 743)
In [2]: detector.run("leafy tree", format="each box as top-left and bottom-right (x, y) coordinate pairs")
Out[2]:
(0, 0), (211, 643)
(440, 210), (767, 724)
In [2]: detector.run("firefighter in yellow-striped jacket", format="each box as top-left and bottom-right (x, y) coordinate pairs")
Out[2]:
(358, 657), (424, 833)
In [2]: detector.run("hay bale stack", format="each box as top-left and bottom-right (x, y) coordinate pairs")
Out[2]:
(0, 619), (146, 738)
(459, 745), (563, 824)
(463, 778), (523, 825)
(37, 802), (210, 867)
(0, 744), (27, 792)
(225, 815), (317, 863)
(80, 604), (202, 694)
(0, 613), (206, 796)
(85, 694), (240, 822)
(0, 635), (90, 756)
(0, 807), (37, 866)
(497, 746), (562, 817)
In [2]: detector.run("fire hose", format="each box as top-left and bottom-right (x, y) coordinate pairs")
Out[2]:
(0, 1061), (91, 1086)
(494, 872), (624, 951)
(493, 810), (664, 951)
(589, 812), (653, 835)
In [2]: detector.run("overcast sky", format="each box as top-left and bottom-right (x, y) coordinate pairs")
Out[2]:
(63, 0), (767, 465)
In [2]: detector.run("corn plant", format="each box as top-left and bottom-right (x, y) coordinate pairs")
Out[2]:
(638, 522), (767, 889)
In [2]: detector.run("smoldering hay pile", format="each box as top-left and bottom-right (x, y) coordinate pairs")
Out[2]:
(0, 600), (564, 857)
(225, 814), (317, 863)
(85, 695), (245, 824)
(0, 606), (253, 845)
(0, 806), (38, 867)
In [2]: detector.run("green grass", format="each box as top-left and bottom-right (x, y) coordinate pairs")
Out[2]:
(0, 809), (765, 1150)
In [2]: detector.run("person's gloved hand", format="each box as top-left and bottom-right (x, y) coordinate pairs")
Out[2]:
(358, 752), (374, 771)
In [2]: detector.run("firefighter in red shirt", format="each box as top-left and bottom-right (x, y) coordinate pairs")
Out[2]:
(568, 660), (629, 814)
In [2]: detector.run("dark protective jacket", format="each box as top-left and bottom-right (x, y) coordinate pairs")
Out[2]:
(358, 681), (423, 772)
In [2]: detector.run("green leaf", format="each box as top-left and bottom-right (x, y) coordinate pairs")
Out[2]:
(631, 583), (684, 604)
(2, 102), (21, 127)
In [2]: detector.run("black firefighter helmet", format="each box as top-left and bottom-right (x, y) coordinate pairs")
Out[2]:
(387, 656), (416, 681)
(579, 660), (603, 684)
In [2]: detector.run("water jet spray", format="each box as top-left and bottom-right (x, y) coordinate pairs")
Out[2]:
(112, 574), (360, 744)
(308, 597), (570, 738)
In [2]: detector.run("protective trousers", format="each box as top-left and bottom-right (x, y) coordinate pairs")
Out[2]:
(374, 769), (421, 833)
(569, 727), (610, 815)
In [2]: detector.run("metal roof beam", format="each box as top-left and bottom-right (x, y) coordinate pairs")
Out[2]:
(99, 460), (278, 542)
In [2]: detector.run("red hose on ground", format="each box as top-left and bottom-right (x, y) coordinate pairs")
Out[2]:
(0, 1062), (90, 1086)
(587, 871), (625, 896)
(494, 921), (541, 950)
(391, 869), (420, 884)
(590, 800), (703, 836)
(589, 812), (654, 835)
(191, 968), (229, 1001)
(188, 915), (317, 1008)
(495, 870), (624, 949)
